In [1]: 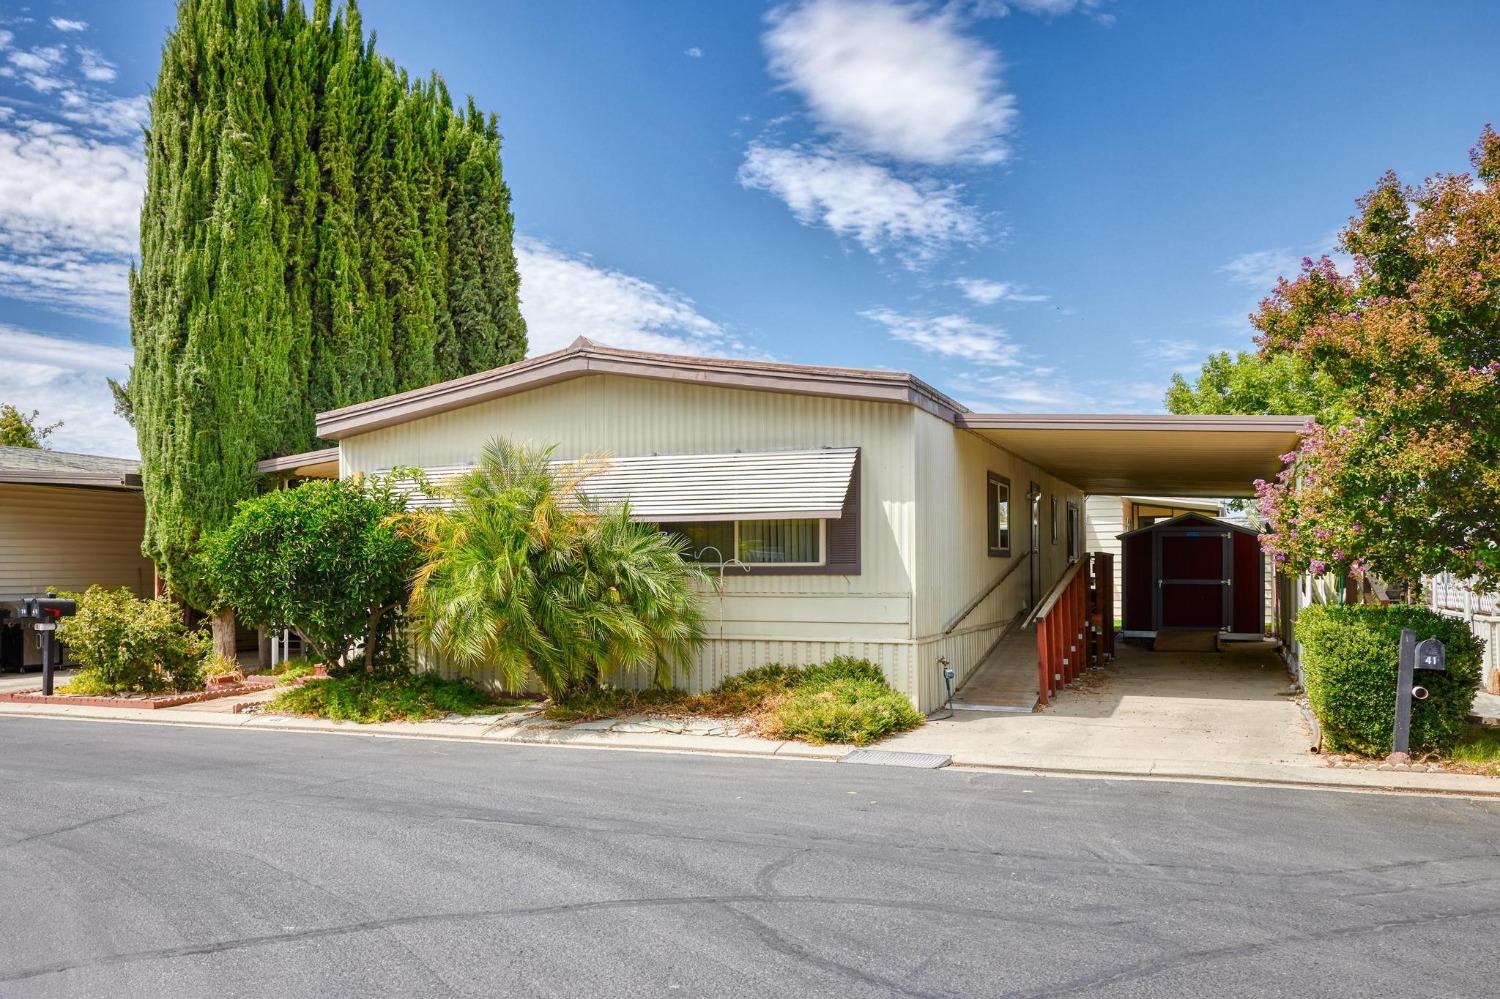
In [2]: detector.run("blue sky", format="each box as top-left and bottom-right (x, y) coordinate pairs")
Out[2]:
(2, 0), (1499, 456)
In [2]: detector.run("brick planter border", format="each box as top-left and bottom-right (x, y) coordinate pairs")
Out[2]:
(0, 674), (278, 710)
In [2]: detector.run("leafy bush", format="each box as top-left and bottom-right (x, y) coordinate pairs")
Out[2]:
(264, 673), (528, 723)
(402, 439), (706, 700)
(546, 656), (922, 745)
(197, 478), (417, 674)
(56, 586), (209, 693)
(766, 678), (923, 745)
(1297, 603), (1482, 756)
(201, 652), (244, 684)
(58, 670), (119, 697)
(271, 656), (316, 683)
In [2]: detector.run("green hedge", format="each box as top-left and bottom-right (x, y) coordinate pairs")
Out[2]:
(1297, 603), (1482, 756)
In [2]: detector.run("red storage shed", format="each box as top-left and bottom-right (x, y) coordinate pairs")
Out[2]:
(1119, 513), (1264, 639)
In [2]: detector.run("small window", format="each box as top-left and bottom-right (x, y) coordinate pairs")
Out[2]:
(1066, 500), (1081, 563)
(986, 473), (1011, 557)
(1050, 495), (1059, 544)
(659, 519), (825, 567)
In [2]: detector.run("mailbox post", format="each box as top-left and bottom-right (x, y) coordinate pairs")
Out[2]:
(1391, 628), (1446, 758)
(10, 596), (78, 696)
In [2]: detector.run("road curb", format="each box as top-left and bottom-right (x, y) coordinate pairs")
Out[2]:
(4, 703), (1498, 796)
(0, 703), (843, 764)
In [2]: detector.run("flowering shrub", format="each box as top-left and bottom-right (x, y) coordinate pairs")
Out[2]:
(56, 586), (209, 694)
(1253, 127), (1500, 588)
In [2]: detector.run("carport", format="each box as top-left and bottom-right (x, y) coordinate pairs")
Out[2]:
(949, 413), (1304, 709)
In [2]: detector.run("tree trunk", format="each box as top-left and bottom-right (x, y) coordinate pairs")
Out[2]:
(210, 607), (237, 661)
(364, 603), (397, 674)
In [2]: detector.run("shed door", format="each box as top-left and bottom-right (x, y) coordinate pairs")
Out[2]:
(1155, 530), (1232, 631)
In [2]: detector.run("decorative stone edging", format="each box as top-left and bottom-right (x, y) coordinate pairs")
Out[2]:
(1324, 754), (1446, 773)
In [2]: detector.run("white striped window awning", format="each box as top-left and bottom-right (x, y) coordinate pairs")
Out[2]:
(384, 447), (859, 522)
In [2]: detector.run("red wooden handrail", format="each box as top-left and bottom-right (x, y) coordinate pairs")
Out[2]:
(1034, 553), (1109, 706)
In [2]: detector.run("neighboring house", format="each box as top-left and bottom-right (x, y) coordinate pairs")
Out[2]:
(1429, 573), (1500, 693)
(1085, 495), (1221, 623)
(0, 447), (154, 668)
(260, 338), (1300, 713)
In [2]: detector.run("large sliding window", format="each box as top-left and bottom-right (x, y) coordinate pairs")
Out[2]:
(660, 519), (826, 567)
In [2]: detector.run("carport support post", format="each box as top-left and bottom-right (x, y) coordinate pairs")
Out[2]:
(1392, 628), (1416, 756)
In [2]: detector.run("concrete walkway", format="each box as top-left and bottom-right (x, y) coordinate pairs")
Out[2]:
(888, 641), (1312, 772)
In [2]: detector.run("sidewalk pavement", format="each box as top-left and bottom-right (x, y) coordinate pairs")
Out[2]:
(4, 696), (1500, 798)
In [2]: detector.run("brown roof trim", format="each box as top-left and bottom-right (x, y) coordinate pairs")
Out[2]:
(0, 469), (141, 490)
(255, 447), (341, 475)
(958, 413), (1310, 432)
(315, 338), (967, 439)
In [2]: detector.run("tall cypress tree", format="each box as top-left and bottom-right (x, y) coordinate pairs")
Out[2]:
(130, 0), (526, 650)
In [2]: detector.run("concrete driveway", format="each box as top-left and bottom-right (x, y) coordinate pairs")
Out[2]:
(885, 642), (1315, 773)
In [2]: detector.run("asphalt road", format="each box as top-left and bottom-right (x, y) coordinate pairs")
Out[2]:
(4, 719), (1500, 998)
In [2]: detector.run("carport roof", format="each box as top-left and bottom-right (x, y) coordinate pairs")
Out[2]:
(958, 413), (1307, 498)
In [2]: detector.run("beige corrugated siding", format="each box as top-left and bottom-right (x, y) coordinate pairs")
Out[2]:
(0, 483), (153, 596)
(1085, 495), (1127, 620)
(387, 447), (858, 521)
(910, 410), (1086, 708)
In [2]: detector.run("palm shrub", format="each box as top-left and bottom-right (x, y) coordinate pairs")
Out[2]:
(400, 439), (707, 700)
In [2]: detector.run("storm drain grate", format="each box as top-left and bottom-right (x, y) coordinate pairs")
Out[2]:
(838, 749), (951, 769)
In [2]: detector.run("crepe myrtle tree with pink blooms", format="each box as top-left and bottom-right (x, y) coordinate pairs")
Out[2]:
(1252, 126), (1500, 592)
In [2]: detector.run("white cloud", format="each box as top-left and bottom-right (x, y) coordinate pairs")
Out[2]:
(952, 276), (1048, 305)
(8, 44), (65, 72)
(684, 46), (703, 58)
(0, 30), (14, 49)
(76, 47), (115, 82)
(1219, 248), (1300, 290)
(57, 89), (148, 136)
(0, 117), (145, 317)
(0, 324), (136, 457)
(862, 307), (1021, 367)
(739, 143), (981, 263)
(970, 0), (1108, 17)
(50, 18), (88, 32)
(0, 118), (143, 256)
(763, 0), (1016, 166)
(515, 238), (735, 357)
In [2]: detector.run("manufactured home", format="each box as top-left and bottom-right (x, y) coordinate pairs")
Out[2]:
(260, 338), (1302, 714)
(0, 447), (153, 669)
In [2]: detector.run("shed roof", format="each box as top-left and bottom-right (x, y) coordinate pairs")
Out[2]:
(0, 446), (140, 489)
(1116, 511), (1260, 540)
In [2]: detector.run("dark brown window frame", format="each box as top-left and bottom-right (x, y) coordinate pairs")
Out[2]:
(1050, 495), (1059, 545)
(986, 472), (1012, 558)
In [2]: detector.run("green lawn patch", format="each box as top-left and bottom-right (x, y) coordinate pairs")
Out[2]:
(1448, 725), (1500, 774)
(546, 657), (922, 746)
(265, 672), (532, 724)
(271, 656), (317, 683)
